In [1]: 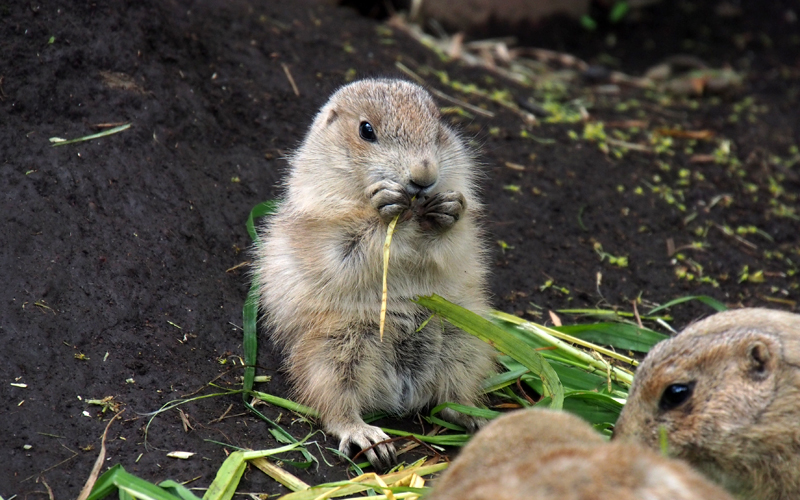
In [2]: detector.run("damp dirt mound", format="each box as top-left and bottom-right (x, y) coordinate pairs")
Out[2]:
(1, 0), (798, 497)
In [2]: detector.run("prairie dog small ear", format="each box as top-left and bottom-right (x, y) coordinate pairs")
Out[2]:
(324, 108), (339, 127)
(747, 340), (773, 380)
(436, 123), (451, 145)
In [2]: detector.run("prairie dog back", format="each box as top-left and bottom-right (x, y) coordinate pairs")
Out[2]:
(614, 308), (800, 499)
(427, 409), (734, 500)
(253, 79), (496, 469)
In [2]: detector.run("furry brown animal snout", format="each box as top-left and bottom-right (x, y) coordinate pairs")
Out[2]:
(407, 159), (438, 195)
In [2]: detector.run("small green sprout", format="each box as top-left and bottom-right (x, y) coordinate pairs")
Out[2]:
(497, 240), (514, 253)
(594, 243), (629, 267)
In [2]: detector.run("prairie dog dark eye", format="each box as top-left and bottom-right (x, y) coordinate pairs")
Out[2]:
(658, 382), (695, 411)
(359, 121), (377, 142)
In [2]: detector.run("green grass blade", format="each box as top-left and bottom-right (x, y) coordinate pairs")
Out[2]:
(242, 201), (316, 465)
(492, 311), (638, 369)
(326, 447), (367, 475)
(415, 294), (564, 409)
(86, 464), (185, 500)
(158, 481), (203, 500)
(277, 463), (447, 500)
(534, 391), (625, 430)
(427, 415), (466, 431)
(430, 402), (501, 420)
(554, 322), (667, 352)
(380, 427), (470, 446)
(241, 442), (308, 460)
(501, 357), (627, 397)
(199, 445), (310, 500)
(426, 402), (501, 430)
(51, 123), (131, 147)
(246, 200), (279, 243)
(242, 283), (259, 396)
(647, 295), (728, 315)
(563, 391), (625, 426)
(251, 390), (318, 418)
(86, 464), (125, 500)
(482, 367), (529, 393)
(203, 451), (247, 500)
(557, 308), (672, 322)
(243, 200), (278, 391)
(242, 401), (317, 467)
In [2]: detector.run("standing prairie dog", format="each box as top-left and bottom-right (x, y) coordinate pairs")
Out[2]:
(427, 409), (734, 500)
(614, 308), (800, 500)
(252, 79), (495, 469)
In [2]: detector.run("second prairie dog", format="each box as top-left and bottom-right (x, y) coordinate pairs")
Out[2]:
(614, 308), (800, 500)
(252, 79), (495, 469)
(427, 409), (734, 500)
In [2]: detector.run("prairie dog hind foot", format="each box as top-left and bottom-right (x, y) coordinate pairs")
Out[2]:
(327, 419), (397, 470)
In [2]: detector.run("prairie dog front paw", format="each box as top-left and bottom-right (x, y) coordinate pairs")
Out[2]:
(416, 191), (466, 231)
(367, 180), (411, 224)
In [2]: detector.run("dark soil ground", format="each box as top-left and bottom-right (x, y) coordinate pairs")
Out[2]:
(2, 0), (798, 497)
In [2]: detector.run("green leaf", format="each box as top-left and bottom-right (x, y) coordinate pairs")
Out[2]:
(647, 295), (728, 315)
(537, 391), (625, 427)
(203, 451), (247, 500)
(490, 312), (635, 386)
(500, 357), (627, 397)
(243, 401), (317, 468)
(553, 322), (667, 352)
(580, 15), (597, 30)
(87, 465), (188, 500)
(51, 123), (131, 147)
(246, 200), (279, 243)
(415, 294), (564, 409)
(381, 427), (470, 446)
(563, 391), (625, 426)
(326, 447), (366, 475)
(430, 402), (501, 420)
(251, 390), (318, 418)
(609, 1), (630, 23)
(86, 464), (125, 500)
(277, 463), (448, 500)
(557, 308), (672, 322)
(427, 415), (466, 431)
(158, 481), (203, 500)
(482, 367), (529, 393)
(242, 284), (259, 396)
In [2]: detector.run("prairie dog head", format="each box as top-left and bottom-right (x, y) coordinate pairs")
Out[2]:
(614, 308), (800, 493)
(287, 79), (474, 204)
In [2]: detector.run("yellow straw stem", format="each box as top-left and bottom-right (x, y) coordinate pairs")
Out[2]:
(380, 213), (401, 341)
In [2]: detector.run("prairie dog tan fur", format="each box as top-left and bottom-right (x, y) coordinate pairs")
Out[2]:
(614, 308), (800, 500)
(252, 79), (495, 469)
(427, 409), (734, 500)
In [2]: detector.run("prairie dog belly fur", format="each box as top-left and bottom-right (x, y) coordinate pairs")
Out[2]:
(252, 78), (496, 469)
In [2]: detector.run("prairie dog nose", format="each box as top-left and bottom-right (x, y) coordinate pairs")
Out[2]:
(408, 159), (438, 193)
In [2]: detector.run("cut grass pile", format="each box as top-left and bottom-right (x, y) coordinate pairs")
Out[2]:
(82, 202), (728, 500)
